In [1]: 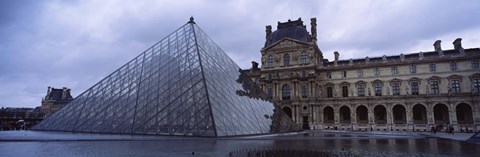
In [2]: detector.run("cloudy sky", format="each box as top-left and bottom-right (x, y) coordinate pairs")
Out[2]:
(1, 0), (479, 108)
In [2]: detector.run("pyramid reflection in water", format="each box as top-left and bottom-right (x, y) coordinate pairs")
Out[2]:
(33, 18), (301, 137)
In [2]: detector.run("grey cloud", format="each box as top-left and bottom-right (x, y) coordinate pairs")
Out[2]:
(1, 0), (479, 108)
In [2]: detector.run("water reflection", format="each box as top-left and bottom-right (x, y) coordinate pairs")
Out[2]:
(0, 132), (479, 157)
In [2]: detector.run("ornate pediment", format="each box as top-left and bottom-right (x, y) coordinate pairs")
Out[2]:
(267, 39), (308, 50)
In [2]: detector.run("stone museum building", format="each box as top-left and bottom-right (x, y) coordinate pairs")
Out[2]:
(40, 87), (73, 118)
(245, 17), (480, 132)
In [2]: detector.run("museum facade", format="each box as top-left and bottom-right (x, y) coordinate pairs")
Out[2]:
(246, 17), (480, 132)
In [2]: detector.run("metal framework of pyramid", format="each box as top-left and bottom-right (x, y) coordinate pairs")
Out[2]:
(33, 18), (300, 137)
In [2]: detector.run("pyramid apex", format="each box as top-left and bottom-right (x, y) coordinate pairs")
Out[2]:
(188, 16), (195, 24)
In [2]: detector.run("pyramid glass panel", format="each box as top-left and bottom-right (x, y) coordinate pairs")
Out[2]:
(33, 19), (300, 137)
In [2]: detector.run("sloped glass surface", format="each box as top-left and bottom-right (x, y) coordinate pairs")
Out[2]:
(33, 20), (300, 137)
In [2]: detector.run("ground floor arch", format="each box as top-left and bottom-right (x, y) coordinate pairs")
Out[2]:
(323, 106), (334, 124)
(456, 103), (473, 124)
(412, 104), (427, 124)
(392, 105), (406, 124)
(434, 103), (450, 125)
(374, 105), (387, 124)
(339, 106), (351, 124)
(356, 105), (368, 124)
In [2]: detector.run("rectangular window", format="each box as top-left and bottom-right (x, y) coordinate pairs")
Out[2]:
(341, 71), (347, 78)
(342, 86), (349, 97)
(267, 87), (273, 98)
(431, 81), (439, 94)
(429, 64), (436, 72)
(268, 73), (273, 80)
(473, 79), (480, 93)
(391, 66), (398, 75)
(411, 82), (419, 95)
(473, 60), (479, 69)
(357, 69), (363, 77)
(357, 84), (365, 97)
(451, 80), (460, 93)
(327, 86), (333, 98)
(301, 85), (308, 98)
(450, 62), (457, 71)
(326, 72), (332, 79)
(374, 83), (382, 96)
(410, 65), (416, 73)
(392, 82), (400, 95)
(373, 67), (380, 76)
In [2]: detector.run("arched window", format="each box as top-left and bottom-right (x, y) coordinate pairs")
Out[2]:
(267, 55), (274, 67)
(300, 51), (308, 64)
(283, 54), (290, 66)
(282, 84), (291, 100)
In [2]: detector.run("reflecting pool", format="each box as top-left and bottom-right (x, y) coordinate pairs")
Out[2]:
(0, 131), (479, 157)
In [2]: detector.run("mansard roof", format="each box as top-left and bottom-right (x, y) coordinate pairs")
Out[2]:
(325, 48), (480, 67)
(265, 18), (312, 48)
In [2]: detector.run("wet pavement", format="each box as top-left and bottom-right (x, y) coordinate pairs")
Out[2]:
(1, 130), (479, 157)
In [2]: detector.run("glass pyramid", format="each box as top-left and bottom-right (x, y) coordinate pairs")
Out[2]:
(33, 18), (300, 137)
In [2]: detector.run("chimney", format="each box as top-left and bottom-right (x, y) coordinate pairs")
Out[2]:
(265, 25), (272, 38)
(400, 53), (405, 62)
(46, 86), (52, 100)
(310, 17), (317, 42)
(334, 51), (339, 61)
(434, 40), (443, 56)
(334, 51), (339, 66)
(62, 87), (67, 100)
(453, 38), (465, 54)
(251, 61), (259, 70)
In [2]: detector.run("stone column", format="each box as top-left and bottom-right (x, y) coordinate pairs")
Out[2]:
(351, 104), (357, 130)
(368, 104), (374, 129)
(427, 103), (434, 126)
(294, 82), (298, 98)
(406, 103), (414, 131)
(334, 105), (340, 127)
(311, 105), (316, 128)
(449, 103), (458, 129)
(386, 103), (393, 131)
(319, 105), (324, 129)
(274, 83), (278, 99)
